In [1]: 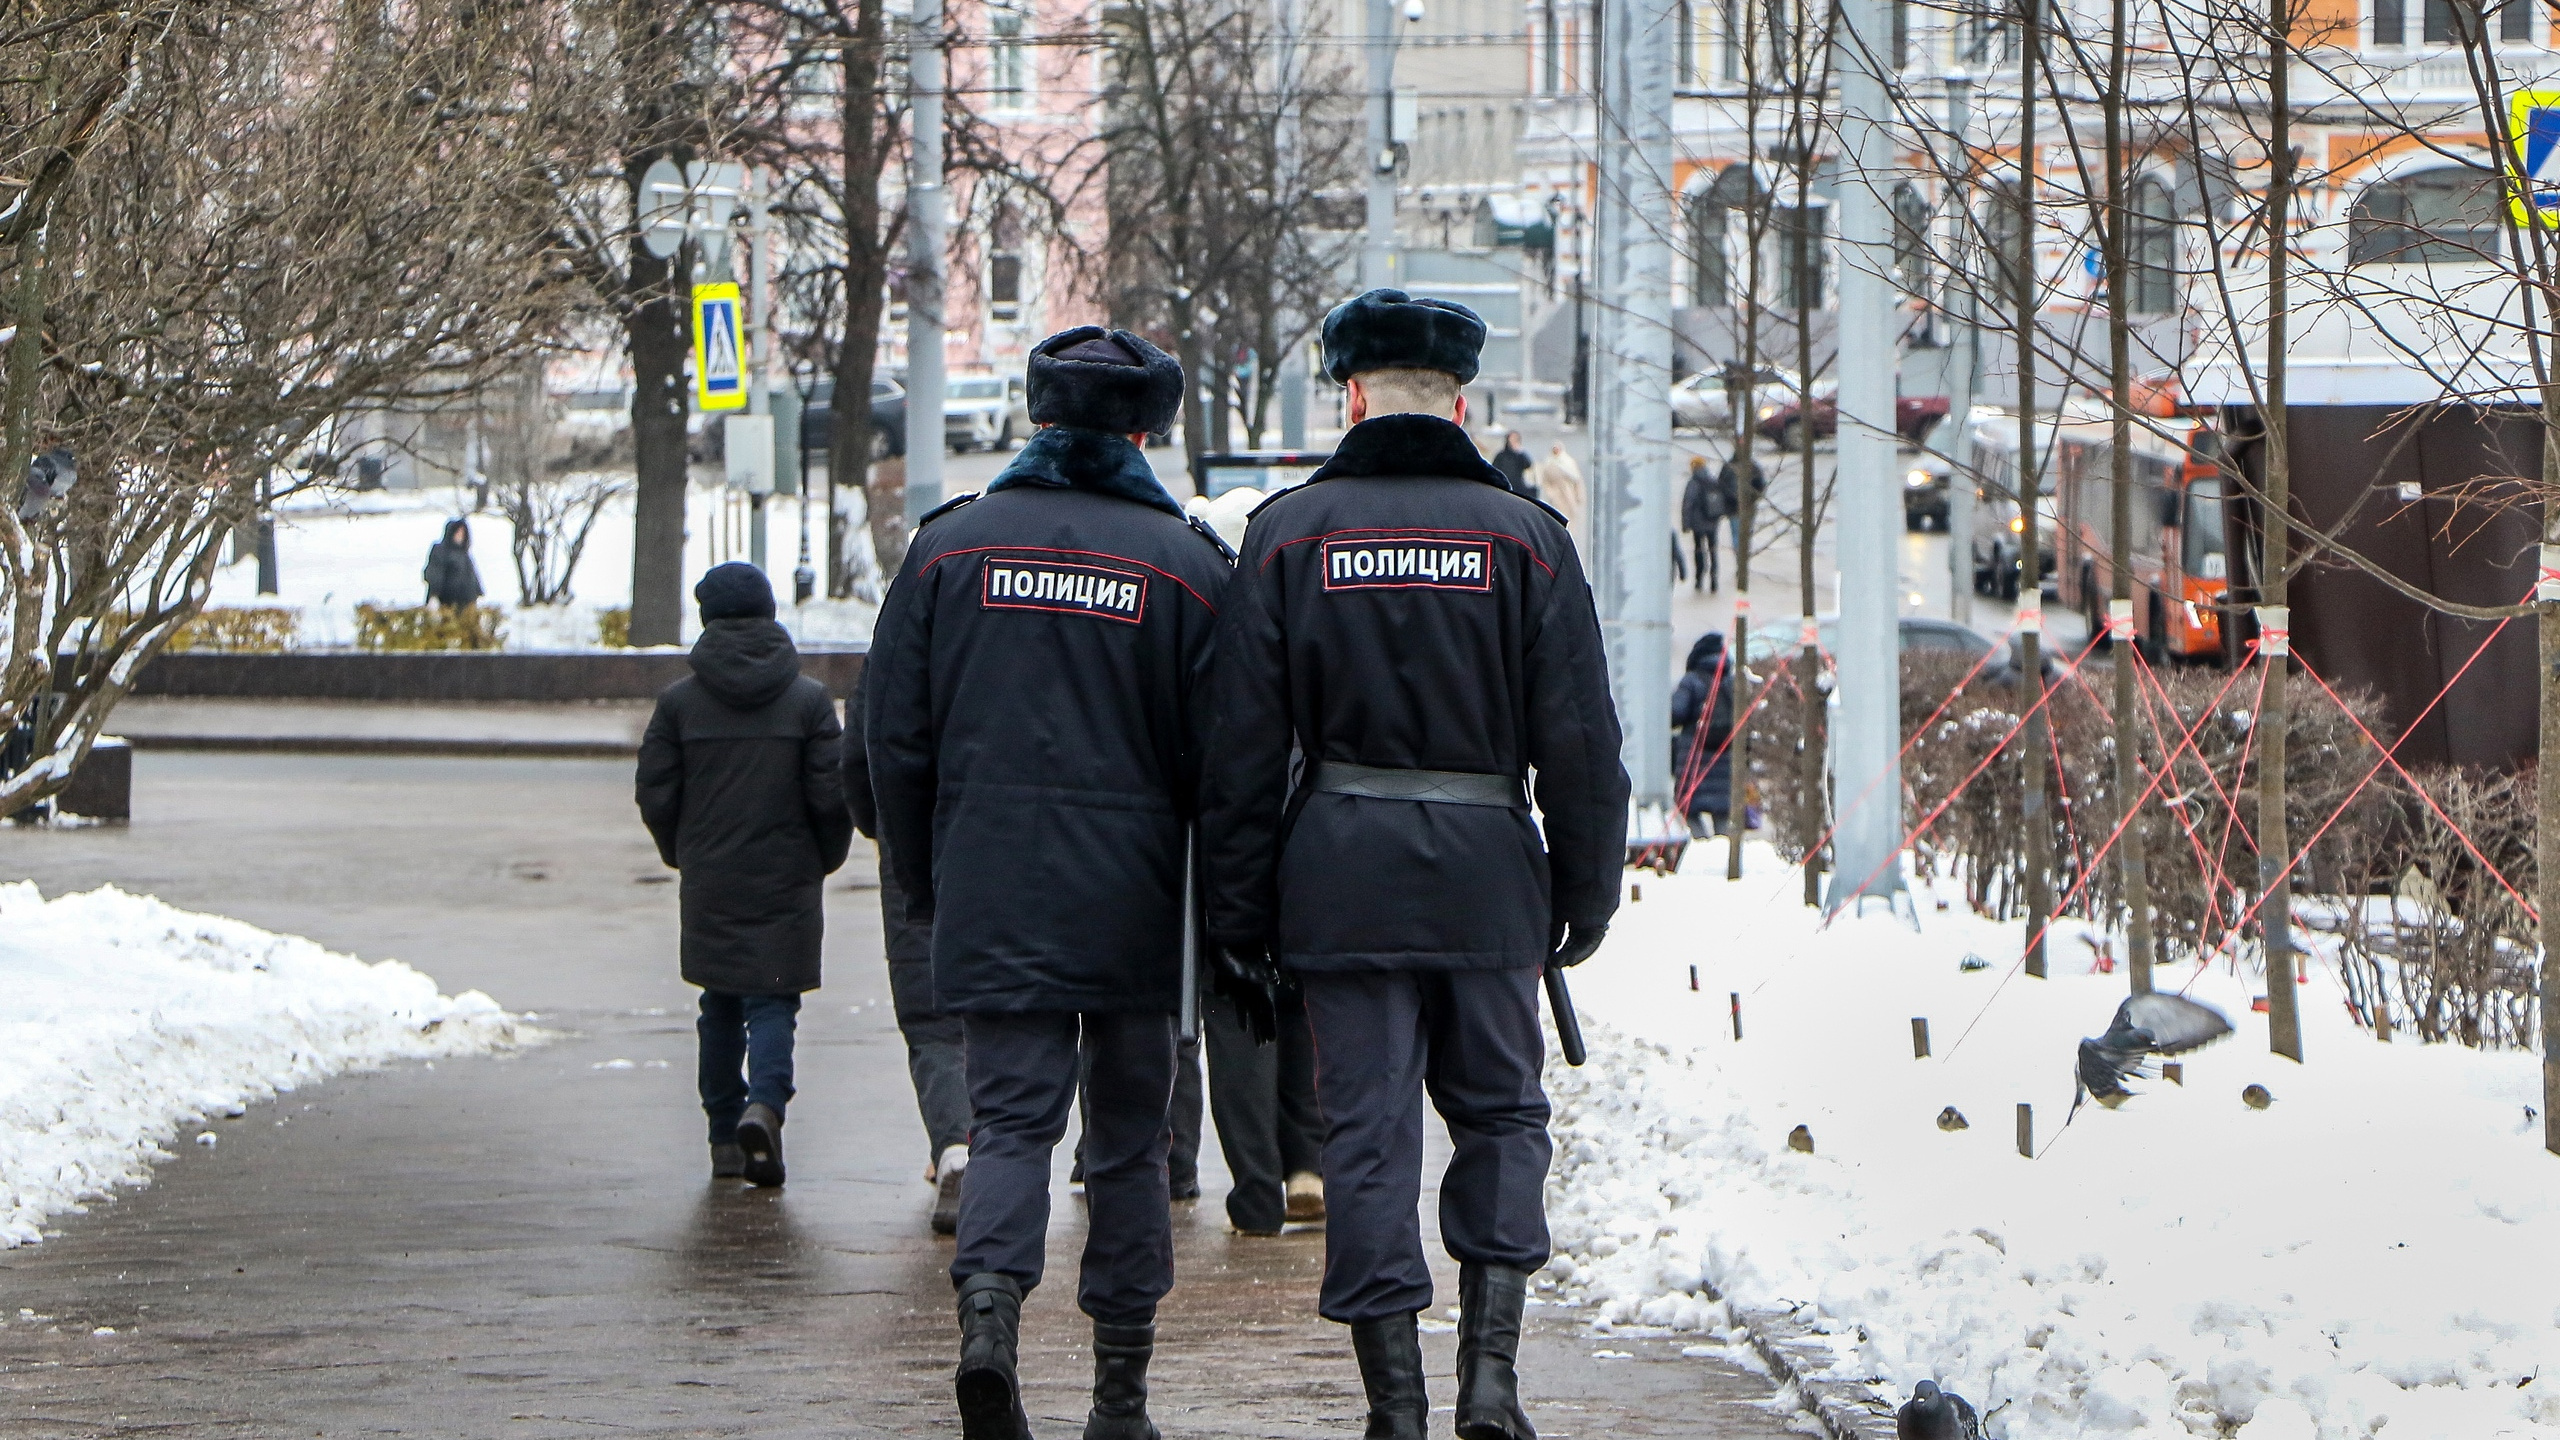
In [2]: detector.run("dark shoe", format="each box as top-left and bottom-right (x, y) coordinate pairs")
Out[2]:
(932, 1143), (968, 1237)
(736, 1103), (785, 1189)
(1168, 1176), (1202, 1203)
(1283, 1171), (1326, 1224)
(1349, 1312), (1429, 1440)
(1083, 1321), (1159, 1440)
(956, 1273), (1033, 1440)
(1454, 1263), (1536, 1440)
(710, 1142), (746, 1179)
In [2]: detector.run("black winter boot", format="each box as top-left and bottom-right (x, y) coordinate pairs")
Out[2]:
(1083, 1321), (1160, 1440)
(1454, 1262), (1536, 1440)
(1348, 1313), (1429, 1440)
(736, 1103), (785, 1188)
(956, 1272), (1034, 1440)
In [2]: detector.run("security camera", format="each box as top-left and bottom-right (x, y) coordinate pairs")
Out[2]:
(1403, 0), (1425, 21)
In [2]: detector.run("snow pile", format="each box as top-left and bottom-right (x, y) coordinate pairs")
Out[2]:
(1548, 845), (2560, 1439)
(0, 882), (531, 1247)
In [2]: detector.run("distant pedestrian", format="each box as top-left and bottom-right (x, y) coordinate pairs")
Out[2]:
(842, 667), (973, 1234)
(1204, 976), (1326, 1236)
(1490, 430), (1536, 499)
(1671, 631), (1736, 838)
(1681, 455), (1729, 593)
(1536, 442), (1584, 532)
(868, 325), (1232, 1440)
(422, 519), (483, 610)
(1716, 451), (1765, 558)
(636, 562), (853, 1190)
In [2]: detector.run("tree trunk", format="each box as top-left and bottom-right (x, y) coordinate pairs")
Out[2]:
(2104, 0), (2154, 993)
(2017, 0), (2051, 978)
(2541, 391), (2560, 1152)
(626, 162), (691, 649)
(832, 0), (894, 590)
(2259, 0), (2302, 1062)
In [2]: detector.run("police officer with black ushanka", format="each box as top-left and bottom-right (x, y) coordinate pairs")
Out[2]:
(1198, 290), (1629, 1440)
(867, 326), (1232, 1440)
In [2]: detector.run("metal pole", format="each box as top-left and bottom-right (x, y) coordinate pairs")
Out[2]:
(1823, 0), (1906, 911)
(905, 0), (948, 525)
(1362, 0), (1398, 291)
(1278, 0), (1310, 449)
(1942, 74), (1976, 629)
(1590, 0), (1676, 816)
(748, 168), (771, 575)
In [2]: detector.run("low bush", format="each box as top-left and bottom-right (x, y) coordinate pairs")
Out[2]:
(353, 603), (505, 652)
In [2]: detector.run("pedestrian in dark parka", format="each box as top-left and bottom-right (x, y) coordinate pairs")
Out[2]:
(1681, 456), (1729, 593)
(1671, 631), (1736, 836)
(637, 562), (852, 1188)
(866, 324), (1231, 1440)
(423, 518), (484, 609)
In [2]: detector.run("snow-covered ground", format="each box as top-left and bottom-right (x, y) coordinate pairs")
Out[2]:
(205, 480), (875, 650)
(1548, 844), (2560, 1439)
(0, 883), (531, 1248)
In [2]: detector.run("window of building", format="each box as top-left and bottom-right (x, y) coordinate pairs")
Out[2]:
(1777, 204), (1827, 311)
(989, 2), (1030, 111)
(1892, 181), (1930, 294)
(1719, 0), (1743, 78)
(1678, 0), (1697, 84)
(1984, 179), (2027, 306)
(2349, 166), (2502, 265)
(1690, 193), (1729, 306)
(2502, 0), (2531, 40)
(989, 254), (1023, 322)
(1892, 0), (1909, 65)
(2374, 0), (2405, 44)
(1543, 6), (1561, 93)
(2418, 0), (2517, 42)
(2129, 176), (2176, 314)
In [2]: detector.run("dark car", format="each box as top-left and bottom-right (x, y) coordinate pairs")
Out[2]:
(798, 376), (907, 462)
(1757, 391), (1951, 449)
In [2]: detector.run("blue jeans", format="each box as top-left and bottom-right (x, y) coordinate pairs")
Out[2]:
(698, 991), (802, 1142)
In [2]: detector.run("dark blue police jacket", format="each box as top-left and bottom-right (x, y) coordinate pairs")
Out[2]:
(866, 425), (1234, 1015)
(1198, 413), (1629, 973)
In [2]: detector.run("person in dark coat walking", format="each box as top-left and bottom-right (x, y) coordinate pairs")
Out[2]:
(1680, 456), (1729, 593)
(636, 563), (854, 1189)
(1490, 430), (1537, 500)
(1198, 289), (1631, 1440)
(842, 667), (973, 1234)
(423, 518), (484, 610)
(1671, 631), (1736, 838)
(1715, 452), (1764, 559)
(867, 325), (1233, 1440)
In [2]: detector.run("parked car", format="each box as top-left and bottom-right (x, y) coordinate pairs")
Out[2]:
(1671, 365), (1799, 435)
(944, 374), (1032, 452)
(798, 377), (907, 461)
(1756, 389), (1952, 449)
(1193, 449), (1331, 500)
(1746, 615), (2054, 684)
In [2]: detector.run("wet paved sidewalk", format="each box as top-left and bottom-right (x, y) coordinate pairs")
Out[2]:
(0, 754), (1804, 1439)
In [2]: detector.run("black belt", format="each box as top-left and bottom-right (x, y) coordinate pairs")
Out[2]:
(1311, 761), (1526, 809)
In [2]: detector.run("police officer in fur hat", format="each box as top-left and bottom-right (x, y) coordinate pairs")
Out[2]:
(867, 325), (1235, 1440)
(1198, 290), (1630, 1440)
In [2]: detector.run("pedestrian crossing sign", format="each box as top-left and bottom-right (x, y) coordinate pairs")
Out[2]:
(692, 282), (748, 411)
(2510, 90), (2560, 224)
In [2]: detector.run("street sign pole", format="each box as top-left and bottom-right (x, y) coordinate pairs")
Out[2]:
(746, 167), (771, 575)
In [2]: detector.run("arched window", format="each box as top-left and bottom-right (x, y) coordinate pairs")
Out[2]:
(2129, 176), (2175, 314)
(988, 1), (1031, 112)
(1983, 179), (2027, 305)
(2349, 166), (2501, 265)
(1892, 181), (1931, 294)
(1690, 191), (1729, 306)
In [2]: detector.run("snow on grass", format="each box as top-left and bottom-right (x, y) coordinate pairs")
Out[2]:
(1547, 843), (2560, 1439)
(0, 882), (534, 1247)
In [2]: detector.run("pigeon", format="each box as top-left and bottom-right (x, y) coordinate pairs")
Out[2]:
(2073, 993), (2232, 1113)
(1896, 1379), (1984, 1440)
(1786, 1124), (1814, 1154)
(2242, 1084), (2273, 1110)
(1935, 1106), (1969, 1132)
(17, 448), (74, 522)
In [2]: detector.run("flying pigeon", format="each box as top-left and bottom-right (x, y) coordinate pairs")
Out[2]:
(17, 448), (74, 522)
(2074, 993), (2233, 1113)
(1896, 1380), (1984, 1440)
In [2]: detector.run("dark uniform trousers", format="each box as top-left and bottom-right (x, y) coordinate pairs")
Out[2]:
(955, 1009), (1177, 1327)
(1205, 991), (1323, 1234)
(877, 836), (971, 1162)
(1300, 966), (1553, 1323)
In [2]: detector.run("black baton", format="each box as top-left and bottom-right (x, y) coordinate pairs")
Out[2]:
(1179, 830), (1200, 1045)
(1543, 963), (1586, 1067)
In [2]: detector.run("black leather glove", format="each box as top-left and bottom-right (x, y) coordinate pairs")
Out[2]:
(1549, 919), (1608, 970)
(1209, 943), (1281, 1045)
